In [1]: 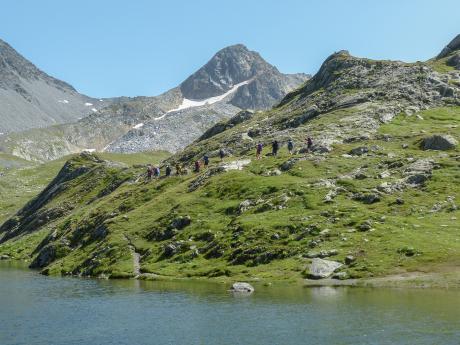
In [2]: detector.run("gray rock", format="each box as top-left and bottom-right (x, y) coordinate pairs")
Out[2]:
(353, 193), (380, 204)
(307, 258), (343, 279)
(421, 135), (458, 150)
(271, 233), (280, 240)
(269, 169), (282, 176)
(280, 158), (299, 171)
(238, 199), (255, 213)
(349, 146), (369, 156)
(344, 255), (356, 265)
(358, 221), (373, 231)
(305, 249), (338, 259)
(311, 144), (332, 153)
(162, 243), (180, 258)
(405, 174), (429, 186)
(378, 170), (391, 179)
(170, 216), (191, 230)
(0, 254), (10, 260)
(230, 282), (255, 293)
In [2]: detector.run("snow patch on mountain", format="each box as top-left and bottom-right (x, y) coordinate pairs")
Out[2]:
(156, 79), (252, 121)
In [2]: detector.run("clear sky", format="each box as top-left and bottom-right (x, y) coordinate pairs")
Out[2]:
(1, 0), (459, 98)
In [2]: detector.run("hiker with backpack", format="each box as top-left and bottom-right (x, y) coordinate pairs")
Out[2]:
(146, 164), (154, 180)
(154, 166), (160, 178)
(256, 142), (263, 160)
(287, 139), (294, 155)
(165, 165), (171, 177)
(194, 160), (201, 173)
(203, 154), (209, 168)
(219, 148), (225, 162)
(272, 140), (279, 157)
(306, 137), (313, 152)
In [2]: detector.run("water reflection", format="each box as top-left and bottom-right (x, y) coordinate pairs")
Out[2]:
(1, 262), (460, 345)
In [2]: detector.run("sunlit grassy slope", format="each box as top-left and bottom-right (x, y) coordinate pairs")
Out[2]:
(0, 108), (458, 282)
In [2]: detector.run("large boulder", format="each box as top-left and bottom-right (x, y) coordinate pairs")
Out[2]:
(230, 282), (255, 293)
(349, 146), (369, 156)
(420, 135), (458, 151)
(307, 258), (343, 279)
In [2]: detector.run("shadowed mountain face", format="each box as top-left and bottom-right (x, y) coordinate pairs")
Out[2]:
(0, 44), (309, 161)
(0, 39), (107, 134)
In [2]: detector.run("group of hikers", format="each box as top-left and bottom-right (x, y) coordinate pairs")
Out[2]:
(146, 137), (313, 179)
(256, 137), (313, 159)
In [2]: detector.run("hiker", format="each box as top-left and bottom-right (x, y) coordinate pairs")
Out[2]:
(306, 137), (313, 152)
(219, 148), (225, 161)
(165, 165), (171, 177)
(146, 165), (154, 180)
(272, 140), (279, 157)
(203, 154), (209, 168)
(175, 163), (182, 175)
(256, 142), (263, 160)
(287, 139), (294, 154)
(194, 160), (201, 173)
(154, 166), (160, 178)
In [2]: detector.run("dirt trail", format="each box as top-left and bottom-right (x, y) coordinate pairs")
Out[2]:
(124, 235), (141, 276)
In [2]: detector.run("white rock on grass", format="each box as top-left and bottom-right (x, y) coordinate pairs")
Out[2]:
(230, 282), (255, 293)
(221, 159), (251, 171)
(307, 258), (343, 279)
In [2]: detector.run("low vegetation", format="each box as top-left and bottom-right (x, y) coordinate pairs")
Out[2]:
(0, 107), (458, 284)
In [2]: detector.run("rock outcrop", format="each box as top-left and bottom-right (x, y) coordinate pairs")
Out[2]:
(307, 258), (343, 279)
(437, 34), (460, 59)
(421, 134), (458, 150)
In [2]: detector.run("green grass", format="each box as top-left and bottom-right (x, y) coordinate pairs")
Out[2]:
(427, 56), (456, 74)
(0, 151), (169, 225)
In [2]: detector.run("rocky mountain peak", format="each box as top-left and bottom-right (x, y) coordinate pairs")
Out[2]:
(437, 34), (460, 59)
(179, 44), (277, 100)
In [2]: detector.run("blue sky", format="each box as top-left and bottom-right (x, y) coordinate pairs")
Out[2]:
(1, 0), (459, 98)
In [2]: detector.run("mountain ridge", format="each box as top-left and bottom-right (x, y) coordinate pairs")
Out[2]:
(0, 38), (110, 134)
(0, 43), (309, 161)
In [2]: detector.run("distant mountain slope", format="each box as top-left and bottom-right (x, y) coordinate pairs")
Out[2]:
(1, 44), (309, 161)
(0, 39), (109, 134)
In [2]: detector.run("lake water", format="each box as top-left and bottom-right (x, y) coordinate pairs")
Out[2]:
(1, 262), (459, 345)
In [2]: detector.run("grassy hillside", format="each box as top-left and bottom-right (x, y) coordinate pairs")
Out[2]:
(1, 45), (459, 285)
(0, 107), (458, 284)
(0, 151), (169, 225)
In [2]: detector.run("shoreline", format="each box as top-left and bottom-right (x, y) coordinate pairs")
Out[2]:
(1, 259), (459, 289)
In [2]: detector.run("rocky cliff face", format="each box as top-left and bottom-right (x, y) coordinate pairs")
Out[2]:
(179, 44), (307, 109)
(0, 39), (107, 134)
(1, 44), (308, 161)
